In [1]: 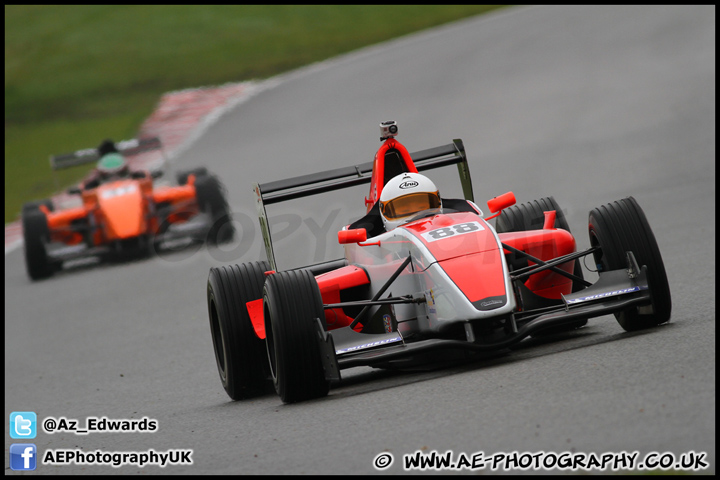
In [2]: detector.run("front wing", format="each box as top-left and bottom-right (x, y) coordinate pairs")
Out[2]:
(316, 254), (652, 380)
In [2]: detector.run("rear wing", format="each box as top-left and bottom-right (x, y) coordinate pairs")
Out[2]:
(254, 139), (473, 271)
(49, 136), (164, 170)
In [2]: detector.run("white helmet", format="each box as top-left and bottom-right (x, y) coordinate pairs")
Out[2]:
(379, 173), (442, 231)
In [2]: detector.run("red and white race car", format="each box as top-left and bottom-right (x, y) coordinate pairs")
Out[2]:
(207, 121), (671, 403)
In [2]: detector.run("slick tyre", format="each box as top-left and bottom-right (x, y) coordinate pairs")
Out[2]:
(496, 196), (586, 334)
(207, 261), (271, 400)
(263, 269), (330, 404)
(22, 207), (54, 280)
(588, 197), (671, 331)
(195, 174), (234, 244)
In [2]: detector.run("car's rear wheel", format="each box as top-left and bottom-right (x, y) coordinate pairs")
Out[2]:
(207, 261), (271, 400)
(22, 205), (54, 280)
(496, 196), (587, 334)
(588, 197), (671, 331)
(195, 174), (234, 244)
(264, 269), (330, 404)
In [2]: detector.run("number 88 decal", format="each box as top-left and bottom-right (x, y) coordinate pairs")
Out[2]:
(420, 221), (484, 242)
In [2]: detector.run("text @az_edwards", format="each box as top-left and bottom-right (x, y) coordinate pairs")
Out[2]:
(43, 416), (157, 434)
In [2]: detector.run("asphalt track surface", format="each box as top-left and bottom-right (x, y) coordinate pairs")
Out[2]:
(5, 5), (715, 475)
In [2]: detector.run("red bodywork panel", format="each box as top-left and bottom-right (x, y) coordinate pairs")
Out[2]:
(46, 206), (89, 245)
(365, 138), (418, 211)
(316, 265), (370, 329)
(152, 183), (197, 206)
(436, 252), (507, 305)
(499, 229), (577, 298)
(246, 265), (371, 339)
(404, 211), (577, 302)
(151, 182), (200, 229)
(246, 299), (265, 339)
(96, 181), (146, 239)
(404, 213), (496, 261)
(404, 213), (508, 306)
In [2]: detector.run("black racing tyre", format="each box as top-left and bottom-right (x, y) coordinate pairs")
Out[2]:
(195, 174), (234, 244)
(588, 197), (671, 331)
(207, 261), (271, 400)
(176, 167), (208, 185)
(496, 196), (587, 334)
(22, 208), (54, 280)
(263, 269), (330, 404)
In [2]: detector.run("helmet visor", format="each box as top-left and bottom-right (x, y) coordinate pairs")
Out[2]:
(380, 191), (441, 220)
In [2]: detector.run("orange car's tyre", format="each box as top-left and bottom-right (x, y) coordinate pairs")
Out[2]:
(264, 269), (330, 404)
(22, 207), (54, 280)
(207, 261), (271, 400)
(496, 196), (587, 335)
(176, 167), (208, 186)
(195, 174), (234, 245)
(588, 197), (671, 331)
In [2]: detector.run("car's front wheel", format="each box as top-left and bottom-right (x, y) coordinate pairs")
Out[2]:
(588, 197), (671, 331)
(22, 205), (54, 280)
(264, 269), (330, 404)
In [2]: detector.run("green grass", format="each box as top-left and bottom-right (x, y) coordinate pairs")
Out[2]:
(5, 5), (507, 223)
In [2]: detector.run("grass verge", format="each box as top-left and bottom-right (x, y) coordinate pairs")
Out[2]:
(5, 5), (507, 223)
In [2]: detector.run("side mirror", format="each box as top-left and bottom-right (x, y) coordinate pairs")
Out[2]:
(487, 191), (516, 214)
(67, 186), (82, 195)
(338, 228), (367, 245)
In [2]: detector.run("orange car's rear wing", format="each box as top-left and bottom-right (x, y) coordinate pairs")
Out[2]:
(50, 137), (164, 170)
(253, 139), (473, 271)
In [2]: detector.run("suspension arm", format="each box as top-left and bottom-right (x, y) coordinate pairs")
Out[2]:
(503, 243), (597, 287)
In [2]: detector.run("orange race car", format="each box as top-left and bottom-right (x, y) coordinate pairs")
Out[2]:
(21, 137), (234, 280)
